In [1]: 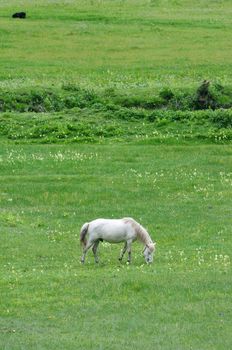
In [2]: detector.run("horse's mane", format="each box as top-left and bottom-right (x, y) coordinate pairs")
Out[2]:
(123, 218), (152, 245)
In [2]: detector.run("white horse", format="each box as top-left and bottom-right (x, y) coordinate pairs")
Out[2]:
(80, 217), (156, 264)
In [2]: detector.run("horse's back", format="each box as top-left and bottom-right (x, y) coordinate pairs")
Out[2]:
(89, 218), (127, 232)
(89, 218), (136, 230)
(88, 218), (137, 243)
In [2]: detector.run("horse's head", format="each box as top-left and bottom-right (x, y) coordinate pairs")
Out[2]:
(143, 242), (156, 263)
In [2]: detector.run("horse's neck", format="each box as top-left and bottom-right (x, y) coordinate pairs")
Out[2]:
(136, 224), (152, 245)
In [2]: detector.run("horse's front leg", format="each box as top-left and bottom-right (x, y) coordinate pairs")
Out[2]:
(92, 240), (100, 263)
(119, 241), (127, 261)
(127, 240), (133, 263)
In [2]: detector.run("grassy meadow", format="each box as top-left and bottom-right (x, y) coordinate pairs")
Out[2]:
(0, 0), (232, 89)
(0, 0), (232, 349)
(1, 144), (232, 349)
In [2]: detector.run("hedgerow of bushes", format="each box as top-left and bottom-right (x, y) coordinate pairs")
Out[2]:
(0, 85), (100, 113)
(0, 81), (231, 143)
(0, 81), (232, 113)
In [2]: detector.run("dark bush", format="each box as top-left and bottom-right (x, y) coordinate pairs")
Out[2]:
(192, 80), (217, 110)
(159, 88), (174, 101)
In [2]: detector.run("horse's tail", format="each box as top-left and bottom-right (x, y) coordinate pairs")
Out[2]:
(80, 222), (89, 247)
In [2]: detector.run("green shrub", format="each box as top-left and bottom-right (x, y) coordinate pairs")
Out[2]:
(208, 128), (232, 142)
(210, 109), (232, 128)
(114, 107), (147, 120)
(191, 81), (232, 110)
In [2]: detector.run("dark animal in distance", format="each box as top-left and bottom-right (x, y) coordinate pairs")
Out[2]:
(12, 12), (26, 19)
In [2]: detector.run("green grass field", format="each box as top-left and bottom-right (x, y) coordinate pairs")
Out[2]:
(0, 1), (232, 349)
(1, 0), (232, 89)
(1, 144), (232, 349)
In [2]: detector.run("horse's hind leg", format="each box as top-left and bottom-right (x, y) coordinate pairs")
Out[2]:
(92, 240), (100, 263)
(119, 241), (127, 261)
(81, 240), (94, 264)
